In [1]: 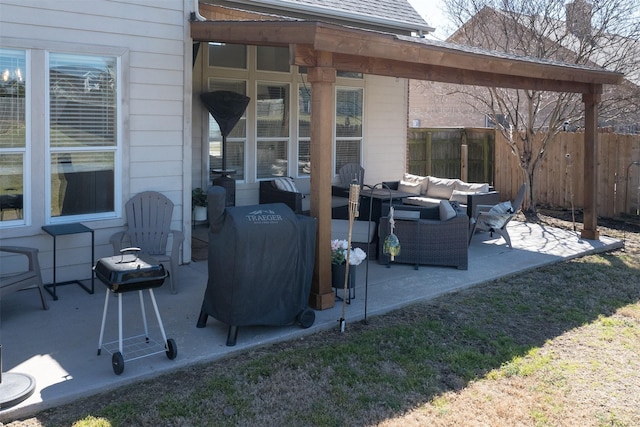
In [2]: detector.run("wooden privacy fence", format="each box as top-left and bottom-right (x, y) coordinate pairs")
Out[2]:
(494, 131), (640, 218)
(407, 128), (495, 184)
(407, 128), (640, 218)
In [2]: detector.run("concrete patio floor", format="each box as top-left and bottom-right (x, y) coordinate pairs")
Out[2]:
(0, 221), (622, 422)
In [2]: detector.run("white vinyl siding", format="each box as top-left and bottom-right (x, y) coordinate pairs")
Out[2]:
(0, 0), (189, 278)
(362, 74), (409, 185)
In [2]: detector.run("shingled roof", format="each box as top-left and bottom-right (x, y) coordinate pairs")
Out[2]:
(207, 0), (433, 34)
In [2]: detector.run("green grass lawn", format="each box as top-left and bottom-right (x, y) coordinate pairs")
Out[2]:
(11, 239), (640, 427)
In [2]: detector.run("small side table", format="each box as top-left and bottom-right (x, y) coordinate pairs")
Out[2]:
(41, 223), (95, 300)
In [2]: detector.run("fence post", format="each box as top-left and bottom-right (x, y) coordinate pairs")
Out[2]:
(426, 132), (432, 176)
(483, 135), (490, 184)
(461, 144), (468, 182)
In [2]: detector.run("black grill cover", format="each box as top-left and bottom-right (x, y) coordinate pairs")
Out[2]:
(200, 186), (317, 328)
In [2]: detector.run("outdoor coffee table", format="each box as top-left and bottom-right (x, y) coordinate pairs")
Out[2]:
(359, 187), (414, 225)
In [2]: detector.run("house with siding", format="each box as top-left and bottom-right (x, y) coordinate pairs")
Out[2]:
(0, 0), (623, 311)
(409, 1), (640, 132)
(0, 0), (432, 307)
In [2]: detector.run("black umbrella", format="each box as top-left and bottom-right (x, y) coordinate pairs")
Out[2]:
(200, 91), (250, 174)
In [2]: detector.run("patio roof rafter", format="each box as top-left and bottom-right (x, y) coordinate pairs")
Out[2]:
(191, 20), (623, 91)
(293, 47), (606, 94)
(190, 18), (623, 310)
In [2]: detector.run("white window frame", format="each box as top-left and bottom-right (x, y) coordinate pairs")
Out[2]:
(255, 80), (290, 180)
(297, 83), (312, 178)
(0, 48), (30, 228)
(204, 46), (367, 184)
(206, 78), (249, 182)
(44, 51), (122, 224)
(334, 85), (364, 175)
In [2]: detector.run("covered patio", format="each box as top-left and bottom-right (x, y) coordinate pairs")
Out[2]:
(0, 221), (621, 420)
(191, 18), (623, 310)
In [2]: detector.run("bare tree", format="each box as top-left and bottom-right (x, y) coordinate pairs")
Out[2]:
(439, 0), (640, 212)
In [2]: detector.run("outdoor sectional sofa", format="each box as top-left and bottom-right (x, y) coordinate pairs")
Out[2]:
(378, 201), (469, 270)
(259, 177), (349, 215)
(384, 173), (500, 218)
(259, 177), (377, 257)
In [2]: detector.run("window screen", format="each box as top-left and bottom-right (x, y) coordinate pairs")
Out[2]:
(0, 48), (26, 223)
(49, 53), (117, 217)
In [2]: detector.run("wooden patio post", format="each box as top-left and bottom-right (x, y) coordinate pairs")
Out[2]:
(307, 52), (336, 310)
(581, 87), (602, 240)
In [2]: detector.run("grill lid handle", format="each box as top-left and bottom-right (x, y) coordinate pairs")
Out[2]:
(118, 247), (141, 263)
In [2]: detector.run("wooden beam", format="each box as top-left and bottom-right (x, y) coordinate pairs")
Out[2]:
(192, 20), (623, 88)
(307, 52), (336, 310)
(327, 53), (597, 94)
(191, 20), (315, 47)
(581, 87), (602, 240)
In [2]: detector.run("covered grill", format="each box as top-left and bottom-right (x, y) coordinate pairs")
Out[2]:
(196, 186), (317, 346)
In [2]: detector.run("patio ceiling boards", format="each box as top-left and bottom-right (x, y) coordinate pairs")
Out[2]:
(190, 20), (623, 93)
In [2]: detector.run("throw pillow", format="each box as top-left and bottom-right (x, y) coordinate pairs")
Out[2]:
(273, 177), (299, 193)
(448, 200), (464, 213)
(456, 181), (489, 193)
(439, 200), (457, 221)
(402, 173), (429, 194)
(398, 180), (423, 195)
(426, 177), (458, 199)
(450, 189), (473, 204)
(489, 201), (513, 214)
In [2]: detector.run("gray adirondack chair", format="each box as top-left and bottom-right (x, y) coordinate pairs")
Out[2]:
(337, 163), (365, 189)
(110, 191), (184, 293)
(469, 183), (526, 248)
(0, 246), (49, 310)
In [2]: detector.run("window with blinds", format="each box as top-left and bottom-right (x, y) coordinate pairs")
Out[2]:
(257, 82), (289, 179)
(335, 87), (363, 174)
(48, 53), (117, 218)
(298, 85), (312, 176)
(0, 49), (26, 224)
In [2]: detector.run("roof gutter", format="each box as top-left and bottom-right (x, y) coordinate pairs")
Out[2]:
(217, 0), (434, 34)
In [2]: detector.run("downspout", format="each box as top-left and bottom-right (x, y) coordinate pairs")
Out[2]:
(185, 0), (205, 262)
(191, 0), (206, 21)
(191, 0), (204, 66)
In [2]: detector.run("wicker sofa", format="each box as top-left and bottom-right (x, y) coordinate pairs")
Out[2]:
(384, 173), (499, 218)
(378, 201), (468, 270)
(259, 177), (349, 215)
